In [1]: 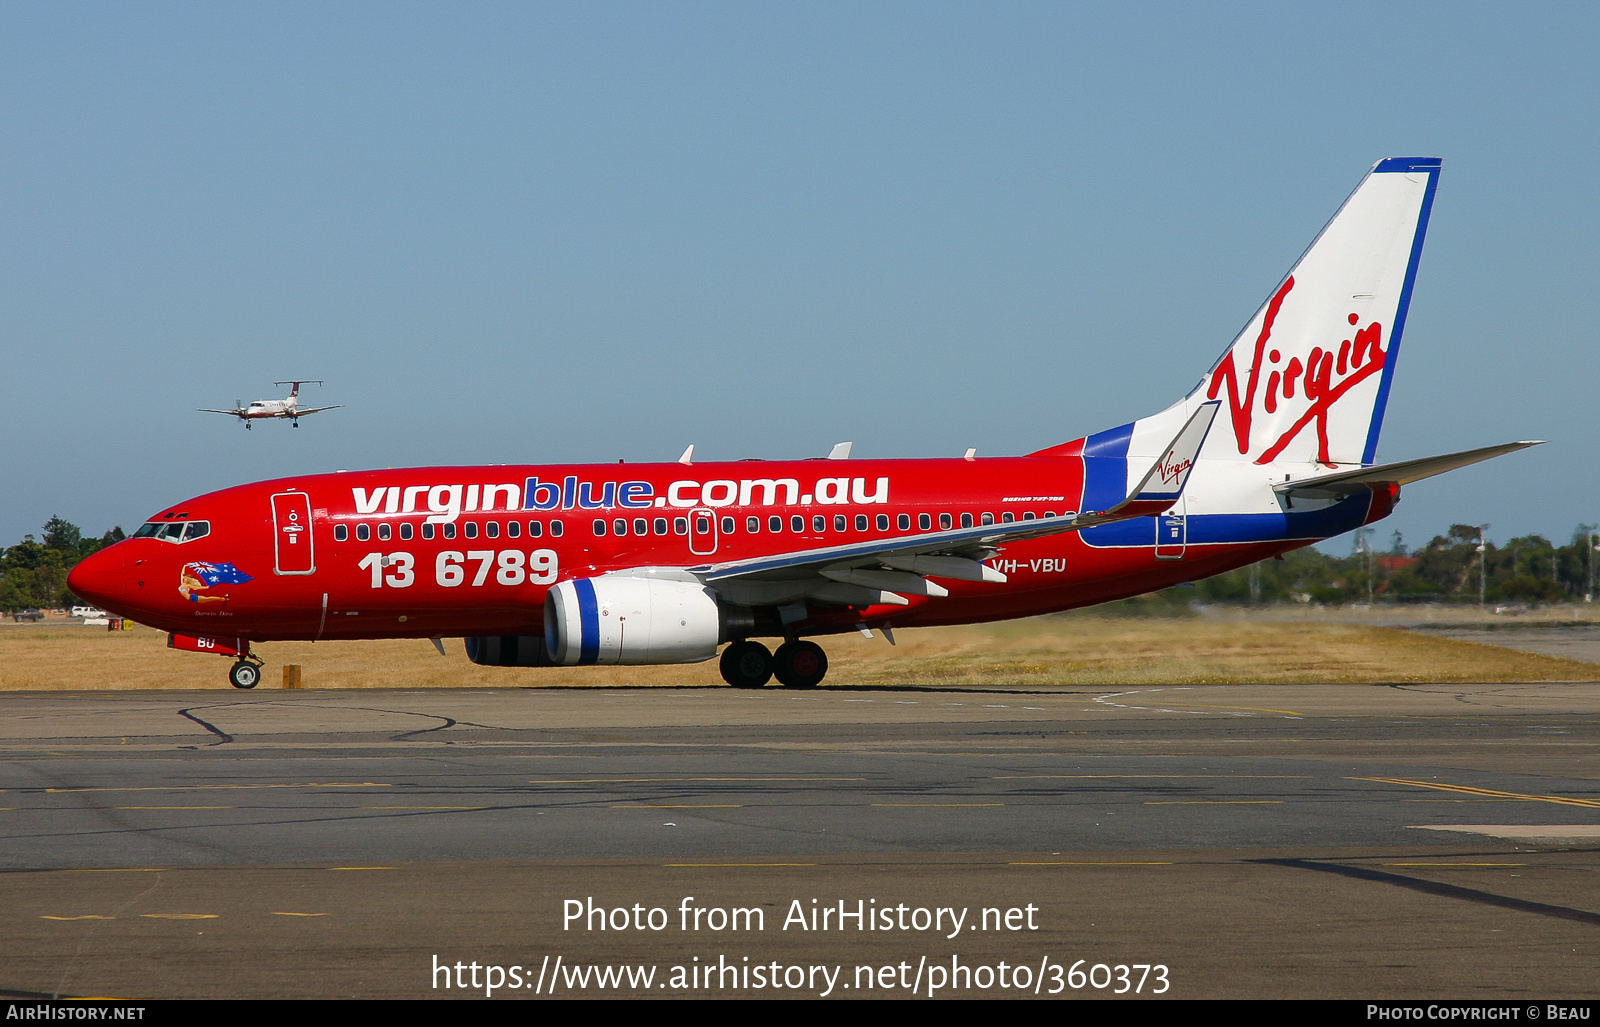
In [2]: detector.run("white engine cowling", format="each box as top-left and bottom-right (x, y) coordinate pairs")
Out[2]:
(544, 576), (723, 666)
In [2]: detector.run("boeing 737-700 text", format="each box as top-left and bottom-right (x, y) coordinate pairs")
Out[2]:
(70, 158), (1538, 689)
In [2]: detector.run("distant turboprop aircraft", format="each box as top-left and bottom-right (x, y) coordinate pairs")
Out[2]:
(199, 381), (343, 429)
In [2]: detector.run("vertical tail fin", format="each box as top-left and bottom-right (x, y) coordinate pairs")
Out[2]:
(1197, 157), (1440, 468)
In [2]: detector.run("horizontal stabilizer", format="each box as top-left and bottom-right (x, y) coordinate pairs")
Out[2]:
(1274, 441), (1543, 499)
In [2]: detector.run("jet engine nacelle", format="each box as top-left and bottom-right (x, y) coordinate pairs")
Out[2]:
(544, 575), (730, 665)
(465, 635), (553, 667)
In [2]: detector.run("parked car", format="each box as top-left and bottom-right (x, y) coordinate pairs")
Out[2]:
(14, 609), (43, 622)
(71, 606), (107, 619)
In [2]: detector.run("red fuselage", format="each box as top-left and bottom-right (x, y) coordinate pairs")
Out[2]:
(67, 455), (1346, 645)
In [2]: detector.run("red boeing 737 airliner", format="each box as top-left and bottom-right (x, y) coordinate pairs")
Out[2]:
(69, 158), (1537, 689)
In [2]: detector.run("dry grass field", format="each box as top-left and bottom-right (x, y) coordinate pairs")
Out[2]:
(2, 614), (1596, 690)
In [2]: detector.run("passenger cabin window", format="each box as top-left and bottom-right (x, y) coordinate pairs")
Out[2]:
(634, 518), (648, 536)
(769, 516), (782, 533)
(1022, 512), (1036, 521)
(443, 523), (457, 539)
(898, 514), (911, 531)
(918, 513), (931, 531)
(961, 513), (973, 528)
(1002, 512), (1015, 523)
(654, 518), (668, 535)
(939, 513), (952, 530)
(422, 523), (436, 540)
(505, 521), (519, 539)
(527, 521), (542, 538)
(876, 514), (889, 531)
(721, 516), (735, 534)
(614, 519), (627, 535)
(400, 522), (414, 540)
(334, 524), (348, 542)
(747, 516), (760, 533)
(594, 519), (608, 536)
(550, 520), (564, 537)
(464, 522), (479, 539)
(834, 515), (847, 532)
(791, 515), (804, 533)
(855, 514), (868, 531)
(981, 512), (994, 526)
(674, 517), (688, 535)
(813, 515), (826, 533)
(378, 523), (392, 541)
(486, 521), (500, 539)
(356, 524), (370, 541)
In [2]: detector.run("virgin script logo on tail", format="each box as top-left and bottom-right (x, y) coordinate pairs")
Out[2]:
(1205, 276), (1386, 465)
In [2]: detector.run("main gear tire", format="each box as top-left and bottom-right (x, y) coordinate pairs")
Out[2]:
(773, 640), (827, 688)
(720, 640), (774, 688)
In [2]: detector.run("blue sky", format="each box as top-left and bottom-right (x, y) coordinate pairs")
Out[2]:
(2, 2), (1595, 553)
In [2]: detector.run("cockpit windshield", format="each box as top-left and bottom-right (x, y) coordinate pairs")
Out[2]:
(133, 520), (211, 543)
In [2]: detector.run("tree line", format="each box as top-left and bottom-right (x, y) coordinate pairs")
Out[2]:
(1138, 524), (1600, 611)
(1, 518), (125, 612)
(3, 516), (1598, 614)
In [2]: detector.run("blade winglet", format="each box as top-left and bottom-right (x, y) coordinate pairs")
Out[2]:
(1110, 401), (1219, 516)
(700, 404), (1217, 585)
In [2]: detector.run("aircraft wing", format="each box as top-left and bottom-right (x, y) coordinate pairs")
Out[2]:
(1273, 441), (1543, 501)
(293, 405), (345, 416)
(688, 403), (1218, 608)
(197, 408), (245, 416)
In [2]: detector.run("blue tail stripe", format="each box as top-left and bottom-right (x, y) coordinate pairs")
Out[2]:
(1081, 420), (1134, 513)
(1079, 421), (1138, 545)
(575, 577), (600, 665)
(1362, 159), (1441, 464)
(1081, 496), (1372, 549)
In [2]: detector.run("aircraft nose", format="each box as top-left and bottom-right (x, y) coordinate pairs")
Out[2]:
(68, 547), (125, 608)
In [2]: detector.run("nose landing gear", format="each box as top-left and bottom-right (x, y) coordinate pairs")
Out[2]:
(719, 639), (828, 688)
(167, 633), (266, 689)
(228, 660), (262, 689)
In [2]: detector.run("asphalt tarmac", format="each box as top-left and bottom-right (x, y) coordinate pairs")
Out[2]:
(2, 681), (1597, 999)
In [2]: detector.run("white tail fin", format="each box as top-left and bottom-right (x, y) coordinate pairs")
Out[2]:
(1196, 157), (1440, 469)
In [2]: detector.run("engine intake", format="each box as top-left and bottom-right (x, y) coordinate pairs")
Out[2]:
(545, 576), (729, 665)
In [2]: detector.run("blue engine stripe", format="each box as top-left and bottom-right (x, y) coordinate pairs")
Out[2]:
(575, 578), (600, 665)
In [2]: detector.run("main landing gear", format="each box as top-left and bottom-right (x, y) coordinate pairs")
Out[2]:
(719, 640), (828, 689)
